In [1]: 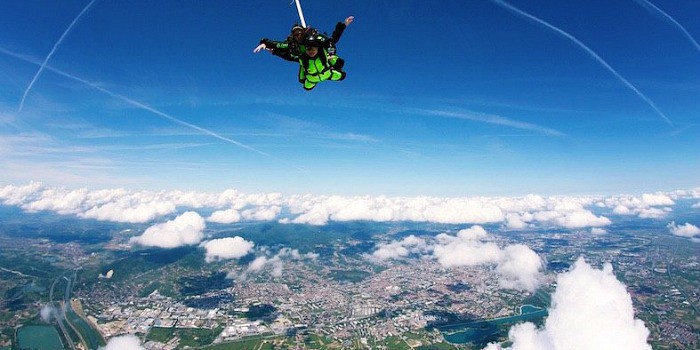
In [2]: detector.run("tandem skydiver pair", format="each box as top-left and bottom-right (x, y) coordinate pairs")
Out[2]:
(254, 16), (354, 91)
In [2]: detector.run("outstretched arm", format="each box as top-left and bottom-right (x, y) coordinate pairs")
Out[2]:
(254, 38), (299, 62)
(330, 16), (354, 44)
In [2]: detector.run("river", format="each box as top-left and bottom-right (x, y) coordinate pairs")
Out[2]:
(441, 305), (548, 346)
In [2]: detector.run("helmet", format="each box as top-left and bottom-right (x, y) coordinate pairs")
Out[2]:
(304, 34), (327, 48)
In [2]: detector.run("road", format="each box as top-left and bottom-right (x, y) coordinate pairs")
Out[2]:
(50, 271), (78, 350)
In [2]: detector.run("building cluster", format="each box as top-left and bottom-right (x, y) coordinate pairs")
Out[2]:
(89, 256), (527, 348)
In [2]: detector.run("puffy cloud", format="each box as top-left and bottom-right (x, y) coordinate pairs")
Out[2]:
(79, 200), (176, 223)
(497, 245), (544, 291)
(207, 208), (241, 224)
(430, 226), (543, 292)
(457, 226), (490, 241)
(371, 235), (428, 261)
(201, 237), (254, 262)
(421, 199), (505, 224)
(242, 206), (281, 221)
(613, 205), (632, 215)
(244, 248), (304, 277)
(667, 221), (700, 238)
(433, 240), (502, 267)
(0, 182), (44, 205)
(40, 305), (55, 322)
(247, 256), (269, 272)
(99, 335), (145, 350)
(21, 188), (88, 214)
(505, 213), (530, 229)
(484, 258), (651, 350)
(692, 202), (700, 209)
(553, 211), (611, 228)
(130, 212), (205, 248)
(590, 228), (607, 235)
(637, 207), (671, 219)
(286, 195), (505, 226)
(641, 193), (674, 206)
(603, 193), (675, 219)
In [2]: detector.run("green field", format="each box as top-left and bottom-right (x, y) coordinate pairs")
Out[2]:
(146, 327), (221, 348)
(204, 336), (279, 349)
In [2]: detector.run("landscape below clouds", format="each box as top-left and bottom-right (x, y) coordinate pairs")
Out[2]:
(1, 182), (698, 349)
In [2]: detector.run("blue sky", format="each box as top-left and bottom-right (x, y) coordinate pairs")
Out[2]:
(0, 0), (698, 196)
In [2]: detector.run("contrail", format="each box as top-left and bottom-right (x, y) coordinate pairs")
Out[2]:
(18, 0), (97, 113)
(1, 46), (279, 161)
(633, 0), (700, 54)
(410, 108), (566, 137)
(490, 0), (674, 127)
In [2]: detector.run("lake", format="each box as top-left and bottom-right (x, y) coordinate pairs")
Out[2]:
(16, 325), (64, 350)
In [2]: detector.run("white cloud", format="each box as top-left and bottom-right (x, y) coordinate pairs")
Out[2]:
(242, 206), (281, 221)
(207, 208), (241, 224)
(430, 226), (543, 292)
(0, 182), (44, 205)
(129, 211), (205, 248)
(371, 235), (427, 261)
(0, 183), (687, 230)
(637, 207), (671, 219)
(40, 305), (55, 322)
(484, 258), (651, 350)
(641, 193), (674, 206)
(247, 256), (269, 272)
(505, 213), (531, 229)
(613, 205), (632, 215)
(692, 202), (700, 208)
(79, 200), (176, 223)
(99, 335), (145, 350)
(603, 193), (675, 219)
(497, 245), (544, 291)
(286, 195), (505, 226)
(590, 228), (607, 235)
(244, 248), (304, 277)
(433, 239), (502, 267)
(553, 210), (611, 228)
(457, 226), (490, 241)
(201, 237), (254, 262)
(667, 221), (700, 238)
(21, 187), (88, 214)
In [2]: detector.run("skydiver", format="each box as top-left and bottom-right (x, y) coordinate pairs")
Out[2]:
(297, 34), (346, 91)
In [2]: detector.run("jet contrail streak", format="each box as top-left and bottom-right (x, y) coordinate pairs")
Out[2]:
(634, 0), (700, 55)
(410, 108), (566, 137)
(1, 46), (280, 161)
(18, 0), (98, 113)
(491, 0), (674, 127)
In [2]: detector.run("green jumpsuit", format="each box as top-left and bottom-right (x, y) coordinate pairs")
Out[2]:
(298, 48), (346, 91)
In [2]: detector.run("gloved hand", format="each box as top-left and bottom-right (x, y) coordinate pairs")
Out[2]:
(253, 43), (267, 53)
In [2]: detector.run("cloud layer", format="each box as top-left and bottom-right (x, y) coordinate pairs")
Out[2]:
(484, 258), (651, 350)
(1, 183), (696, 232)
